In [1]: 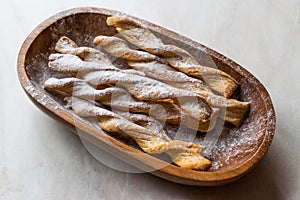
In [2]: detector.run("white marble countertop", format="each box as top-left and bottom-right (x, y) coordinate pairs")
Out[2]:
(1, 0), (299, 199)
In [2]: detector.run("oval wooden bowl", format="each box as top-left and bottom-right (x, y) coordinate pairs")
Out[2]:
(17, 7), (276, 186)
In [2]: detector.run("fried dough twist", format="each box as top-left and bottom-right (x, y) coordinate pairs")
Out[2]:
(106, 16), (238, 98)
(93, 36), (250, 126)
(66, 97), (211, 170)
(43, 77), (218, 132)
(50, 37), (219, 131)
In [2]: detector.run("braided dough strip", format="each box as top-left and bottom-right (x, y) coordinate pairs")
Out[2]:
(43, 77), (185, 124)
(48, 53), (212, 122)
(93, 36), (209, 91)
(43, 77), (218, 132)
(93, 36), (249, 126)
(106, 16), (238, 98)
(43, 77), (124, 100)
(83, 70), (213, 122)
(128, 62), (249, 126)
(66, 97), (211, 170)
(52, 36), (145, 77)
(48, 53), (117, 73)
(115, 111), (213, 170)
(51, 37), (217, 127)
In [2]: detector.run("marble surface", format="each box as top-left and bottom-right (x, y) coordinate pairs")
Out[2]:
(1, 0), (300, 199)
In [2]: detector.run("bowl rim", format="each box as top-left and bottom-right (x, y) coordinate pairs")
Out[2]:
(17, 7), (276, 185)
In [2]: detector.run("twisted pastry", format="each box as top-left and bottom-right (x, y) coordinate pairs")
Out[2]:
(50, 37), (218, 129)
(93, 35), (209, 92)
(43, 77), (124, 100)
(93, 36), (250, 126)
(83, 70), (212, 122)
(48, 53), (212, 122)
(53, 36), (145, 77)
(43, 77), (219, 132)
(43, 77), (184, 124)
(48, 53), (117, 73)
(66, 97), (211, 170)
(55, 36), (115, 65)
(106, 16), (238, 98)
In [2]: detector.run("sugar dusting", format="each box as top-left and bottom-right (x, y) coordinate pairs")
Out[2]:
(23, 13), (275, 171)
(25, 85), (39, 98)
(165, 114), (267, 171)
(205, 117), (266, 170)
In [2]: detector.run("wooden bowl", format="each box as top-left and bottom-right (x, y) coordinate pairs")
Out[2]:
(17, 7), (276, 186)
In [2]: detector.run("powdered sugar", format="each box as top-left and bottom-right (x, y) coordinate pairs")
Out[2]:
(23, 12), (275, 172)
(25, 85), (39, 98)
(108, 16), (238, 97)
(37, 95), (48, 106)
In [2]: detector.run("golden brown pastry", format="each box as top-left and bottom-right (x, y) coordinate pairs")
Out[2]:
(43, 77), (219, 132)
(93, 35), (250, 126)
(42, 30), (252, 171)
(49, 38), (217, 126)
(93, 35), (165, 63)
(106, 16), (238, 98)
(93, 35), (209, 91)
(48, 53), (117, 73)
(66, 97), (211, 170)
(55, 36), (114, 64)
(54, 36), (146, 76)
(82, 70), (212, 122)
(43, 77), (124, 100)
